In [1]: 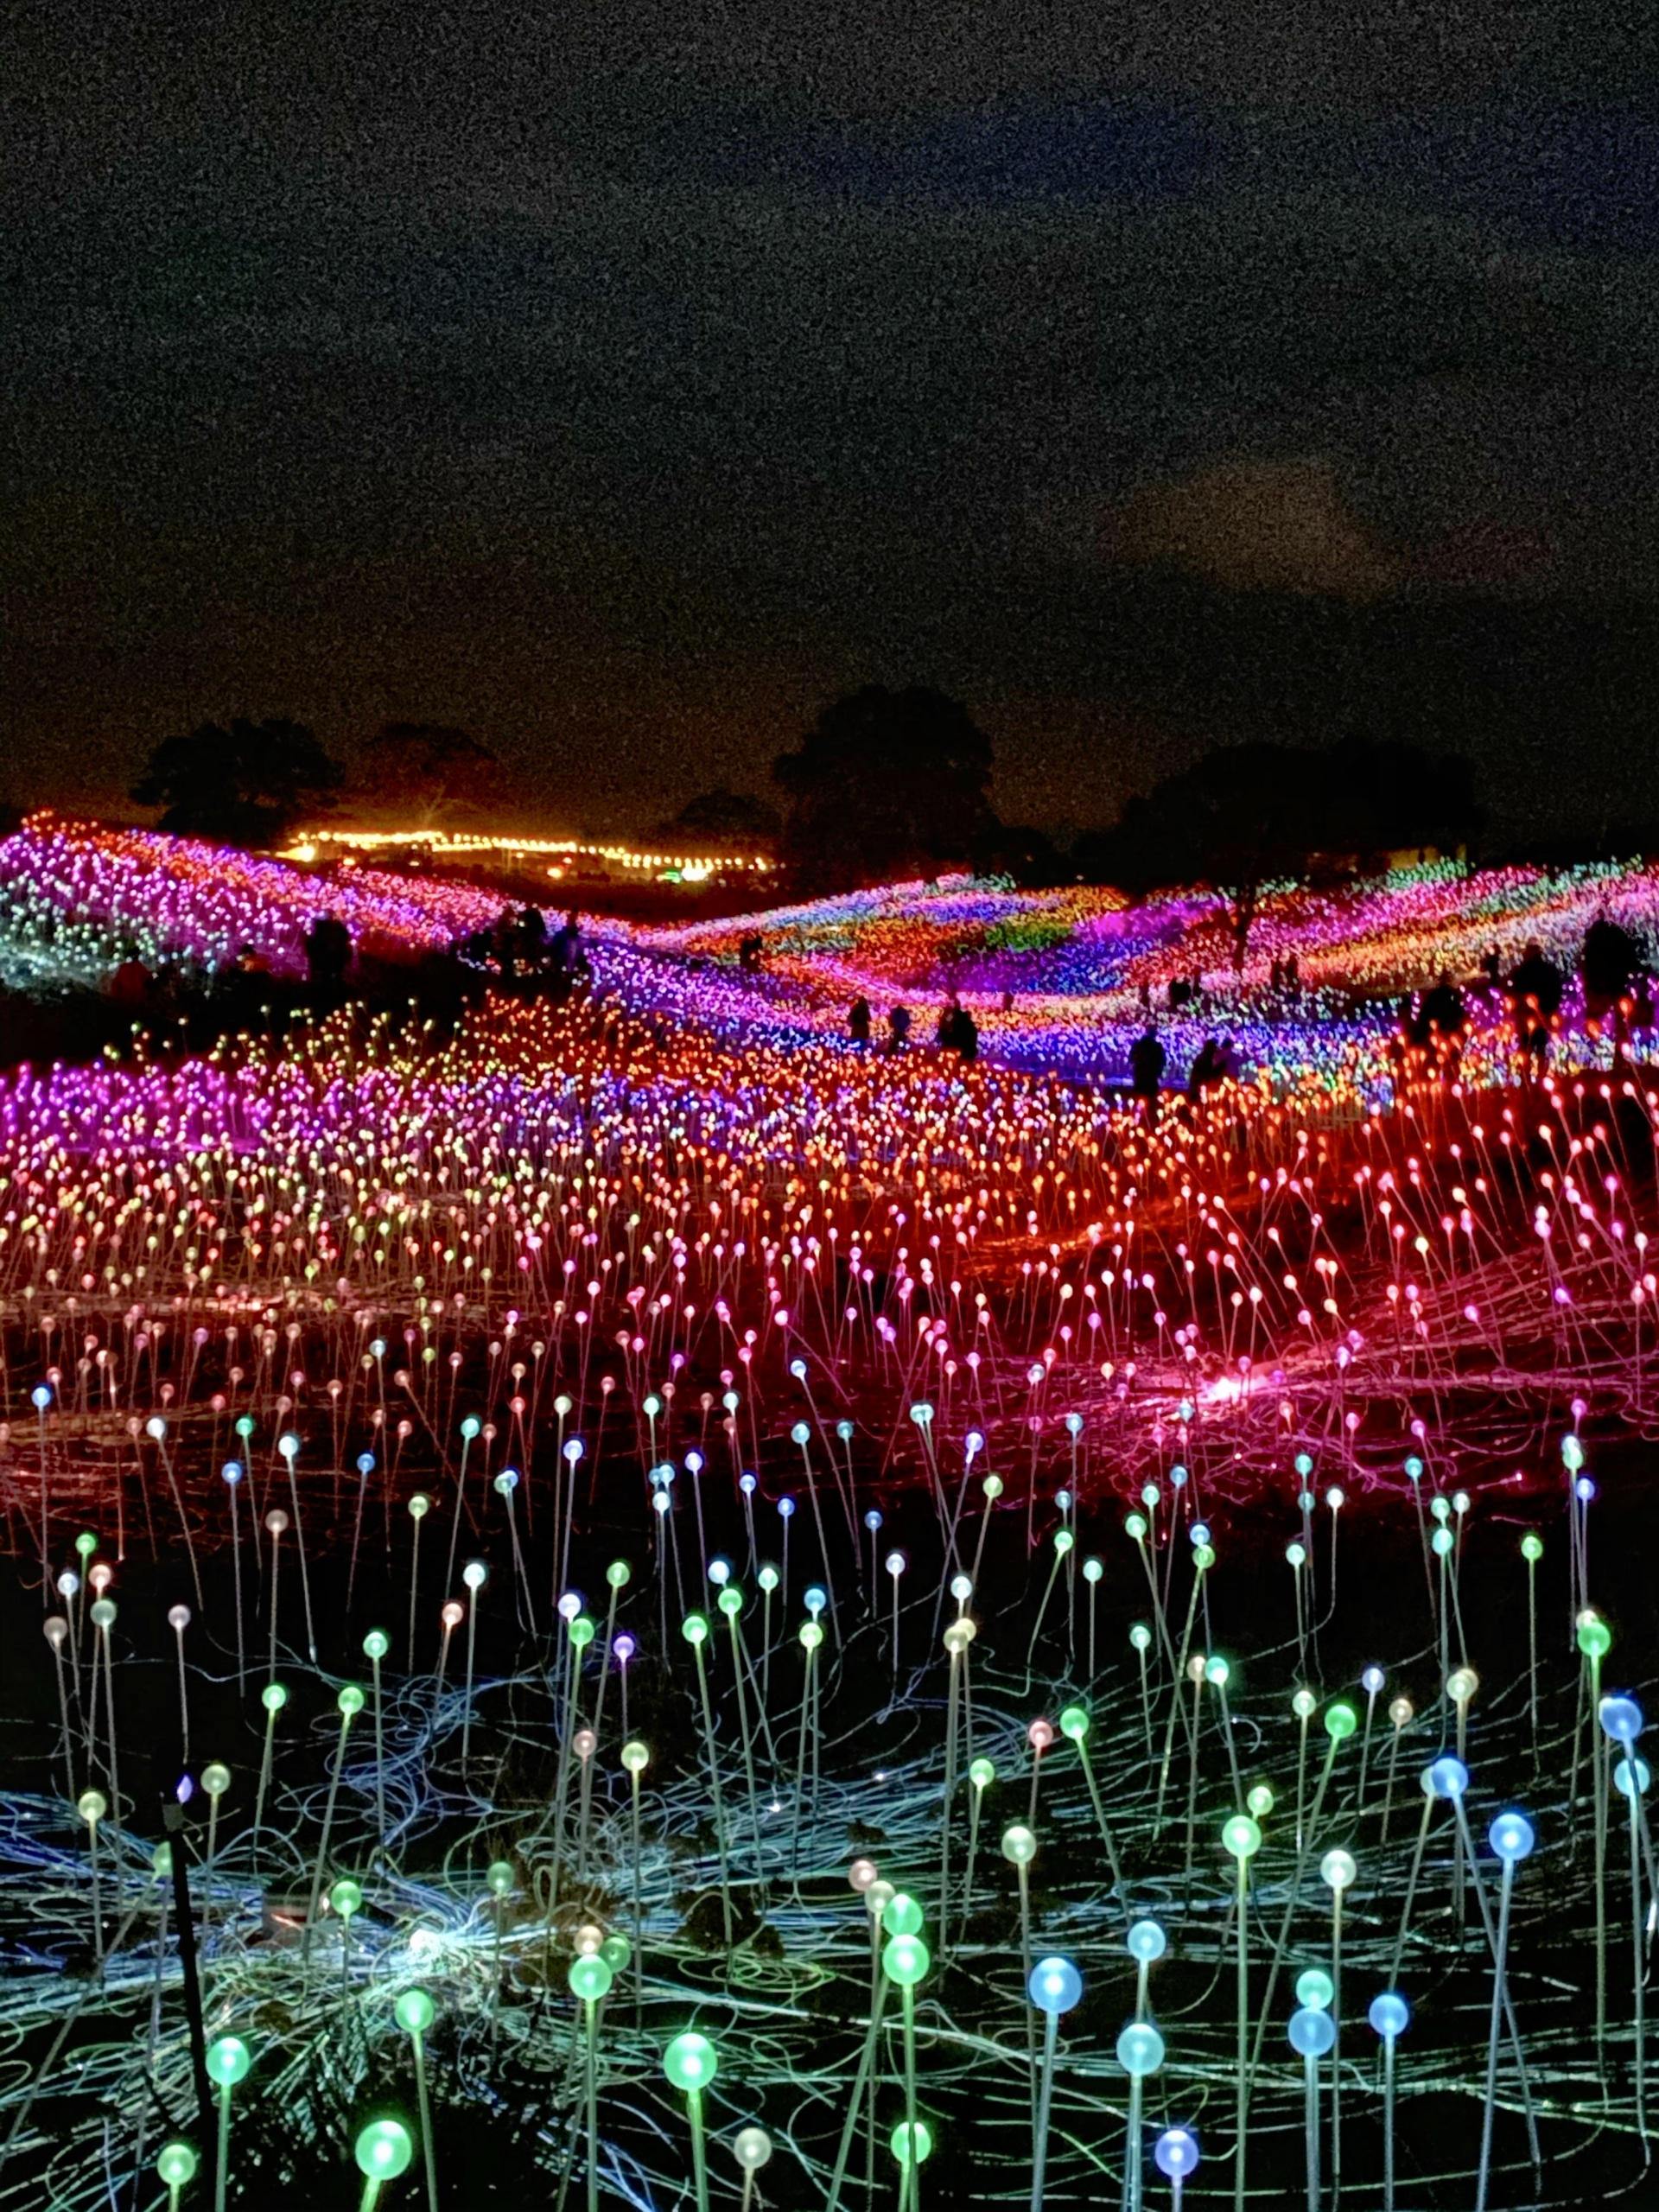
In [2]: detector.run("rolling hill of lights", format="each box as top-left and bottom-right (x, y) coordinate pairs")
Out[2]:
(0, 816), (1655, 2210)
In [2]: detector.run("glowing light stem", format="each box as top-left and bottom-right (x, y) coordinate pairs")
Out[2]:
(253, 1696), (280, 1843)
(963, 1779), (985, 1934)
(583, 1993), (600, 2212)
(411, 2025), (438, 2212)
(789, 1632), (819, 1891)
(267, 1521), (283, 1684)
(1135, 1634), (1154, 1764)
(724, 1605), (766, 1869)
(301, 1701), (357, 1965)
(1476, 1854), (1517, 2212)
(1388, 1789), (1437, 1990)
(1381, 1713), (1405, 1844)
(1181, 1669), (1204, 1892)
(1526, 1549), (1540, 1774)
(1329, 1885), (1344, 2192)
(1249, 1733), (1341, 2088)
(1624, 1771), (1648, 2139)
(546, 1631), (583, 1915)
(86, 1811), (104, 1972)
(1030, 2005), (1059, 2212)
(1079, 1734), (1132, 1893)
(1301, 2039), (1320, 2212)
(690, 1635), (734, 1948)
(939, 1646), (961, 1945)
(687, 2086), (709, 2212)
(1592, 1656), (1610, 2061)
(213, 2081), (233, 2212)
(1016, 1860), (1035, 2116)
(404, 1501), (428, 1674)
(1235, 1853), (1249, 2212)
(901, 1981), (920, 2212)
(1448, 1792), (1540, 2171)
(461, 1585), (480, 1773)
(825, 1974), (888, 2212)
(98, 1617), (120, 1861)
(1154, 1562), (1205, 1834)
(627, 1758), (645, 2031)
(283, 1451), (318, 1664)
(1127, 2067), (1145, 2212)
(442, 1430), (473, 1599)
(1024, 1543), (1065, 1691)
(354, 1647), (381, 1862)
(1378, 2019), (1399, 2212)
(48, 1632), (75, 1806)
(227, 1478), (245, 1690)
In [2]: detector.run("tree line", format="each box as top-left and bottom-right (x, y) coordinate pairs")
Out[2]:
(127, 690), (1500, 961)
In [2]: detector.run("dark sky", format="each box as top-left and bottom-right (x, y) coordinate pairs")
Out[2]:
(5, 3), (1659, 838)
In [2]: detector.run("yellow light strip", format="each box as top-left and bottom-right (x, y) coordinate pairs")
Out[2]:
(280, 827), (776, 874)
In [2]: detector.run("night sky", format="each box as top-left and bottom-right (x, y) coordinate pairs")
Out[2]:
(5, 4), (1658, 839)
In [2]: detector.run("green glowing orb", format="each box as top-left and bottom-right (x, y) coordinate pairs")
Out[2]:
(1578, 1614), (1613, 1660)
(892, 2119), (934, 2167)
(354, 2119), (414, 2180)
(205, 2036), (251, 2088)
(395, 1987), (436, 2036)
(569, 1954), (614, 2003)
(664, 2030), (719, 2092)
(156, 2141), (198, 2187)
(882, 1934), (930, 1987)
(1222, 1815), (1262, 1861)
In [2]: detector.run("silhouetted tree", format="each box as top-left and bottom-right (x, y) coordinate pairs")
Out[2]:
(670, 787), (780, 845)
(1076, 738), (1481, 965)
(773, 686), (997, 892)
(131, 720), (343, 848)
(352, 723), (499, 821)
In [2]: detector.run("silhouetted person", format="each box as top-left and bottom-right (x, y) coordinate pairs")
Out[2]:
(550, 909), (582, 974)
(955, 1007), (979, 1064)
(519, 905), (548, 969)
(888, 1004), (912, 1052)
(108, 946), (151, 1008)
(1284, 952), (1300, 995)
(1421, 972), (1466, 1079)
(1129, 1027), (1166, 1120)
(1213, 1035), (1241, 1082)
(937, 996), (963, 1051)
(1508, 941), (1562, 1067)
(849, 996), (872, 1045)
(1186, 1037), (1220, 1102)
(1582, 915), (1638, 1046)
(304, 912), (352, 1004)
